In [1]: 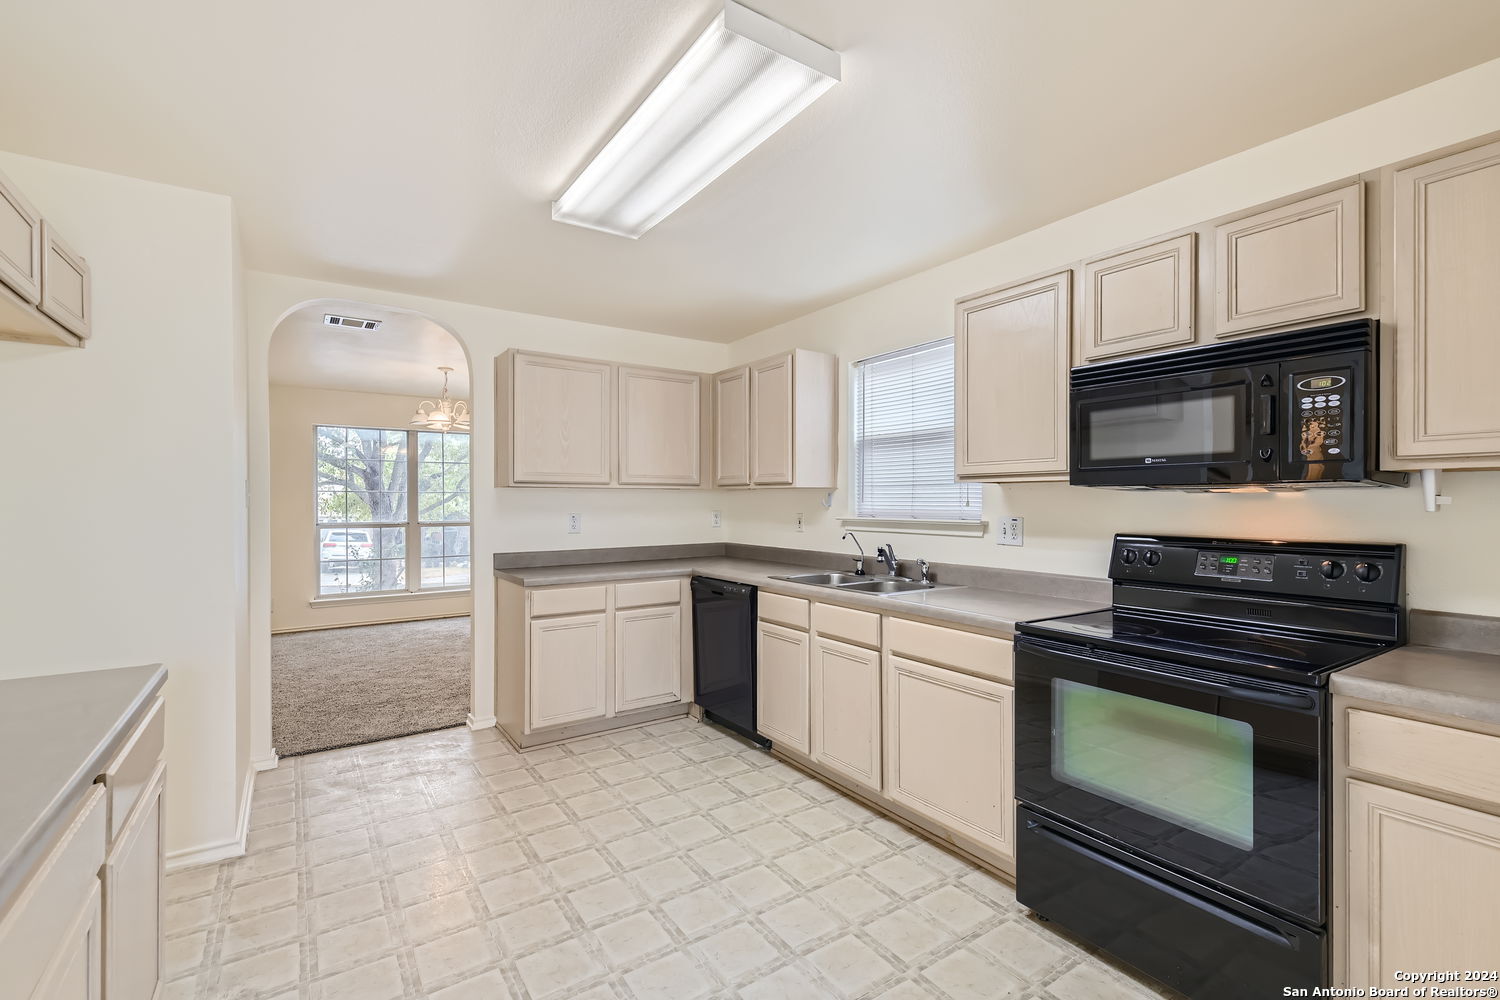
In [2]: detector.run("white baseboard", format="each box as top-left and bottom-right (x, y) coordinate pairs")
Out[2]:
(165, 763), (256, 872)
(466, 713), (497, 730)
(252, 752), (280, 772)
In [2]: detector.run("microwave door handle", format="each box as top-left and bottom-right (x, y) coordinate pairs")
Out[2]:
(1257, 393), (1277, 436)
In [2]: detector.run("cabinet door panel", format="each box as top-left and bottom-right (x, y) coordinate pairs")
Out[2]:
(618, 366), (701, 485)
(31, 882), (102, 1000)
(1345, 779), (1500, 988)
(39, 222), (90, 340)
(750, 353), (794, 485)
(103, 773), (163, 1000)
(1080, 233), (1195, 362)
(955, 271), (1071, 479)
(1392, 141), (1500, 460)
(511, 353), (612, 484)
(757, 620), (809, 753)
(885, 654), (1013, 859)
(529, 612), (608, 730)
(615, 605), (683, 713)
(0, 167), (42, 304)
(1214, 182), (1363, 337)
(713, 367), (750, 486)
(811, 637), (881, 793)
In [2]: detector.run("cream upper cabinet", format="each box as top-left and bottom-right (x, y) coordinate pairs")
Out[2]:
(955, 269), (1071, 481)
(757, 619), (811, 754)
(497, 351), (613, 486)
(714, 349), (837, 489)
(1389, 139), (1500, 466)
(1344, 779), (1500, 988)
(528, 612), (609, 730)
(0, 166), (43, 305)
(1214, 182), (1364, 338)
(713, 367), (750, 486)
(38, 222), (91, 341)
(750, 353), (794, 485)
(885, 654), (1014, 861)
(1079, 233), (1195, 362)
(102, 769), (163, 1000)
(617, 365), (701, 486)
(810, 635), (881, 794)
(614, 604), (683, 713)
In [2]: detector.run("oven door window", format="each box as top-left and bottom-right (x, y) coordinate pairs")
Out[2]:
(1078, 387), (1244, 467)
(1054, 678), (1254, 850)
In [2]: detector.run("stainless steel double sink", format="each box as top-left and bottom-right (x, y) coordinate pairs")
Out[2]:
(770, 572), (957, 595)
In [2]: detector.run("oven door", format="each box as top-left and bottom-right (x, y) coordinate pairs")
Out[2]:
(1014, 637), (1325, 923)
(1070, 368), (1275, 487)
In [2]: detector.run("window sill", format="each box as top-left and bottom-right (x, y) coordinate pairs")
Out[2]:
(309, 588), (471, 609)
(838, 517), (987, 538)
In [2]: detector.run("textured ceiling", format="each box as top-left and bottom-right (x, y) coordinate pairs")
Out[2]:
(3, 1), (1500, 341)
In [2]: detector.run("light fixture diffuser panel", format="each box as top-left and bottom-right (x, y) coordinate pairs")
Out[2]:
(552, 1), (839, 239)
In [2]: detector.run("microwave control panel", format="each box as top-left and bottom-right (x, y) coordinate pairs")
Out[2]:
(1293, 371), (1349, 462)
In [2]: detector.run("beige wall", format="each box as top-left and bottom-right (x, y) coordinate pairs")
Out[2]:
(0, 150), (250, 864)
(723, 57), (1500, 619)
(269, 384), (473, 632)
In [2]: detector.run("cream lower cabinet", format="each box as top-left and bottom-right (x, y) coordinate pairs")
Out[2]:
(529, 612), (609, 728)
(757, 620), (811, 754)
(810, 636), (881, 794)
(32, 883), (103, 1000)
(615, 604), (683, 712)
(1345, 779), (1500, 985)
(885, 654), (1014, 860)
(102, 765), (164, 1000)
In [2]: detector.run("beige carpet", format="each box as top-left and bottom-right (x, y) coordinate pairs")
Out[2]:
(271, 616), (471, 757)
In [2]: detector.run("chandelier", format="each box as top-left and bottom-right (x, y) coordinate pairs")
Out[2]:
(410, 366), (471, 432)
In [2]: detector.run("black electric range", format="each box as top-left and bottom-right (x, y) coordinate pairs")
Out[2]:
(1013, 534), (1405, 1000)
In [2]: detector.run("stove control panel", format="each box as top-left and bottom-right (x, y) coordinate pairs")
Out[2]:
(1194, 551), (1273, 580)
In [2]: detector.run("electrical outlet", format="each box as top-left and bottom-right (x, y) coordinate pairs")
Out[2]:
(997, 516), (1024, 546)
(795, 513), (805, 532)
(711, 510), (722, 528)
(567, 513), (582, 534)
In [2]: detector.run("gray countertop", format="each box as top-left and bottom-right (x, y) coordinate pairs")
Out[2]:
(0, 664), (166, 915)
(1334, 644), (1500, 727)
(497, 556), (1103, 636)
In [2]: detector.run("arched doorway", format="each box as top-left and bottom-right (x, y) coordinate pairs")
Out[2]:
(265, 299), (475, 756)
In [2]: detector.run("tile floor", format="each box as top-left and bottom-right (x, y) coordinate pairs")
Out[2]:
(164, 717), (1176, 1000)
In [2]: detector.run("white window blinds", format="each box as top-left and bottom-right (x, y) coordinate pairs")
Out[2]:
(852, 339), (981, 521)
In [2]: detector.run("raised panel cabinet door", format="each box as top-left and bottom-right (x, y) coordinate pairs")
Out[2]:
(38, 221), (90, 340)
(614, 605), (683, 713)
(528, 612), (609, 730)
(0, 166), (43, 304)
(102, 771), (163, 1000)
(749, 353), (794, 485)
(1345, 779), (1500, 989)
(810, 636), (881, 794)
(713, 367), (750, 486)
(1392, 141), (1500, 461)
(31, 882), (102, 1000)
(954, 270), (1071, 480)
(885, 654), (1014, 860)
(618, 366), (701, 486)
(1214, 182), (1363, 337)
(511, 353), (613, 484)
(756, 620), (810, 753)
(1080, 233), (1195, 362)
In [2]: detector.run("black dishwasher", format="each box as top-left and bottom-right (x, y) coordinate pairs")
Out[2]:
(690, 577), (766, 745)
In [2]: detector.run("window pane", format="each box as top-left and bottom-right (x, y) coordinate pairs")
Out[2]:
(420, 526), (445, 559)
(443, 525), (469, 557)
(444, 556), (471, 588)
(443, 435), (470, 464)
(421, 557), (446, 588)
(377, 527), (406, 560)
(852, 340), (980, 521)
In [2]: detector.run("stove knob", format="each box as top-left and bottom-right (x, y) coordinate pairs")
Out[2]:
(1120, 548), (1139, 565)
(1354, 562), (1382, 583)
(1143, 550), (1162, 566)
(1319, 559), (1346, 580)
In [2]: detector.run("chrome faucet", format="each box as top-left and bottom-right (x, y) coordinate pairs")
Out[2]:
(917, 559), (932, 585)
(841, 531), (866, 576)
(876, 543), (900, 576)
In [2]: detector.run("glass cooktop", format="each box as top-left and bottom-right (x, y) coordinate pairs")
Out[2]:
(1017, 608), (1388, 682)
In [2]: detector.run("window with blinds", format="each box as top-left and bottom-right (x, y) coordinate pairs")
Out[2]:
(852, 339), (981, 521)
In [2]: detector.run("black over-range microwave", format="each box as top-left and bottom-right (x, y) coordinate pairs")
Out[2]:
(1069, 319), (1407, 489)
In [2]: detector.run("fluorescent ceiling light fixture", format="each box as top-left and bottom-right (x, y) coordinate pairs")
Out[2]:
(552, 1), (840, 239)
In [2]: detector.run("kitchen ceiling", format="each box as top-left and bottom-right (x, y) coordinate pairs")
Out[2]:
(3, 1), (1499, 343)
(269, 302), (470, 398)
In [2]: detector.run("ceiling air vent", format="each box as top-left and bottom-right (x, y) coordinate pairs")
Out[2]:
(323, 313), (382, 331)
